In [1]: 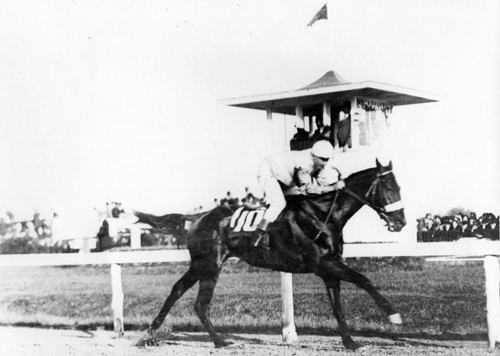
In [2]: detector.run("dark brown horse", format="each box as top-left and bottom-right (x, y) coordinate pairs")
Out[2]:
(135, 159), (406, 350)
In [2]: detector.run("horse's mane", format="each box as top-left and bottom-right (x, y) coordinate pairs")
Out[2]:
(344, 166), (378, 187)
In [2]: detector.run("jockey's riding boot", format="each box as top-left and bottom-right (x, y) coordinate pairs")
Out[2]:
(254, 219), (270, 249)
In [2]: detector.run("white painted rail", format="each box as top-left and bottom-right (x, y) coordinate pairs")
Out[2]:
(0, 249), (190, 267)
(0, 241), (498, 348)
(0, 240), (496, 267)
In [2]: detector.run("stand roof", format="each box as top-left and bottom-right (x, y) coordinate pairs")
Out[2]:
(223, 71), (438, 115)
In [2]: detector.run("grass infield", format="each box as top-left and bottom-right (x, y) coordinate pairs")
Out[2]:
(0, 258), (487, 340)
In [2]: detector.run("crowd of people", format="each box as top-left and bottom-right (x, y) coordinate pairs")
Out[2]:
(289, 102), (352, 152)
(0, 210), (76, 253)
(0, 210), (55, 242)
(190, 187), (267, 214)
(94, 201), (126, 219)
(417, 211), (499, 242)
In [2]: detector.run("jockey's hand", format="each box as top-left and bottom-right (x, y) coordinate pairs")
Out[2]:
(305, 184), (320, 195)
(284, 186), (306, 195)
(334, 180), (346, 190)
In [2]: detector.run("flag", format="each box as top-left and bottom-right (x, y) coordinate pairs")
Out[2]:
(306, 3), (328, 27)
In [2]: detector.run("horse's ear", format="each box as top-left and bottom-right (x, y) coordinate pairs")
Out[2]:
(388, 160), (393, 170)
(375, 158), (382, 169)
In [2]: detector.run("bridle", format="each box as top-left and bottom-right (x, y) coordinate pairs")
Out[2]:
(311, 169), (402, 242)
(343, 170), (403, 222)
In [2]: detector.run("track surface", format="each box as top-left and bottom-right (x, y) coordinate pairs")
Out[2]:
(1, 326), (497, 356)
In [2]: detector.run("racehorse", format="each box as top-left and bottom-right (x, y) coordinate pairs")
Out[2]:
(135, 159), (406, 350)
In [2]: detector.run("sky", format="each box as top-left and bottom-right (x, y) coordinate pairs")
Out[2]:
(0, 0), (499, 238)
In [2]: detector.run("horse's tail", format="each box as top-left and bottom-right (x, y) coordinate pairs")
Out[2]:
(132, 210), (185, 230)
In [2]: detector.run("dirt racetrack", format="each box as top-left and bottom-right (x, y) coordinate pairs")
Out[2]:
(1, 326), (498, 356)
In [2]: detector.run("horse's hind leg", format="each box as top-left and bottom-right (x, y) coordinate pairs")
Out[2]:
(194, 266), (231, 348)
(324, 278), (361, 350)
(148, 266), (199, 332)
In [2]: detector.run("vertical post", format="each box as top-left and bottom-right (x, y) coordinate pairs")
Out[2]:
(111, 264), (124, 337)
(364, 110), (371, 146)
(377, 110), (388, 152)
(322, 102), (331, 127)
(350, 97), (359, 149)
(81, 238), (90, 253)
(281, 272), (298, 344)
(332, 107), (339, 148)
(484, 256), (500, 351)
(130, 226), (141, 249)
(266, 109), (273, 121)
(295, 106), (303, 128)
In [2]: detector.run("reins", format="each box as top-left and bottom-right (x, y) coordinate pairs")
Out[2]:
(310, 169), (394, 243)
(312, 188), (339, 242)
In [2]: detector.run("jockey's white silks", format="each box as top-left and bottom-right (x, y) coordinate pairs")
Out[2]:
(257, 160), (286, 222)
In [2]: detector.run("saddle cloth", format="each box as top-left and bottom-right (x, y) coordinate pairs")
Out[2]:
(229, 206), (266, 234)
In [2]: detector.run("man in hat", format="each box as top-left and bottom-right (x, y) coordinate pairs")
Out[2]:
(255, 140), (345, 247)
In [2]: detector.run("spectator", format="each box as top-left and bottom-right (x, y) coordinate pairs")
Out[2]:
(488, 218), (499, 240)
(96, 220), (113, 251)
(32, 210), (43, 231)
(105, 202), (112, 218)
(5, 210), (14, 222)
(337, 101), (351, 151)
(459, 221), (470, 238)
(224, 191), (239, 207)
(111, 202), (124, 218)
(449, 217), (461, 240)
(242, 186), (254, 203)
(310, 116), (331, 141)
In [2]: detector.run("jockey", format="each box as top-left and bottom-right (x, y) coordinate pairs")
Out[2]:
(255, 140), (345, 245)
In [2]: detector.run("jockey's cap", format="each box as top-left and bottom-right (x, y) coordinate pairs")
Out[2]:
(311, 140), (334, 159)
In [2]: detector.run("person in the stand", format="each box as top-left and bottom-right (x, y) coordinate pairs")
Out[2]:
(242, 186), (259, 207)
(111, 202), (121, 218)
(310, 116), (331, 141)
(255, 140), (345, 246)
(337, 101), (351, 151)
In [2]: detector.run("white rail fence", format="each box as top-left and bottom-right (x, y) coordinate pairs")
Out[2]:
(0, 241), (499, 350)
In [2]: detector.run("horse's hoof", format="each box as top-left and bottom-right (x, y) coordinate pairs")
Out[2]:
(214, 339), (233, 348)
(343, 338), (362, 351)
(388, 313), (403, 325)
(135, 334), (161, 347)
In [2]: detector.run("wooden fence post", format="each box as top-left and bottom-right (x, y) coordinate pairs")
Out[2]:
(484, 255), (500, 351)
(111, 263), (124, 337)
(130, 226), (141, 249)
(281, 272), (298, 344)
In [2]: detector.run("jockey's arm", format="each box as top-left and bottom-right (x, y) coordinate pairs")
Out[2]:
(289, 166), (345, 195)
(304, 180), (345, 195)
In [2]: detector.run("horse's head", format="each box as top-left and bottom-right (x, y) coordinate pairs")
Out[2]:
(368, 159), (406, 232)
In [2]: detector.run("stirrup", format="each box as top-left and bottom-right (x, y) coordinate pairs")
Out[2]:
(254, 230), (270, 249)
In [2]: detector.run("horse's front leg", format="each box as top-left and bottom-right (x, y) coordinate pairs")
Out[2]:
(318, 258), (402, 324)
(323, 277), (361, 350)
